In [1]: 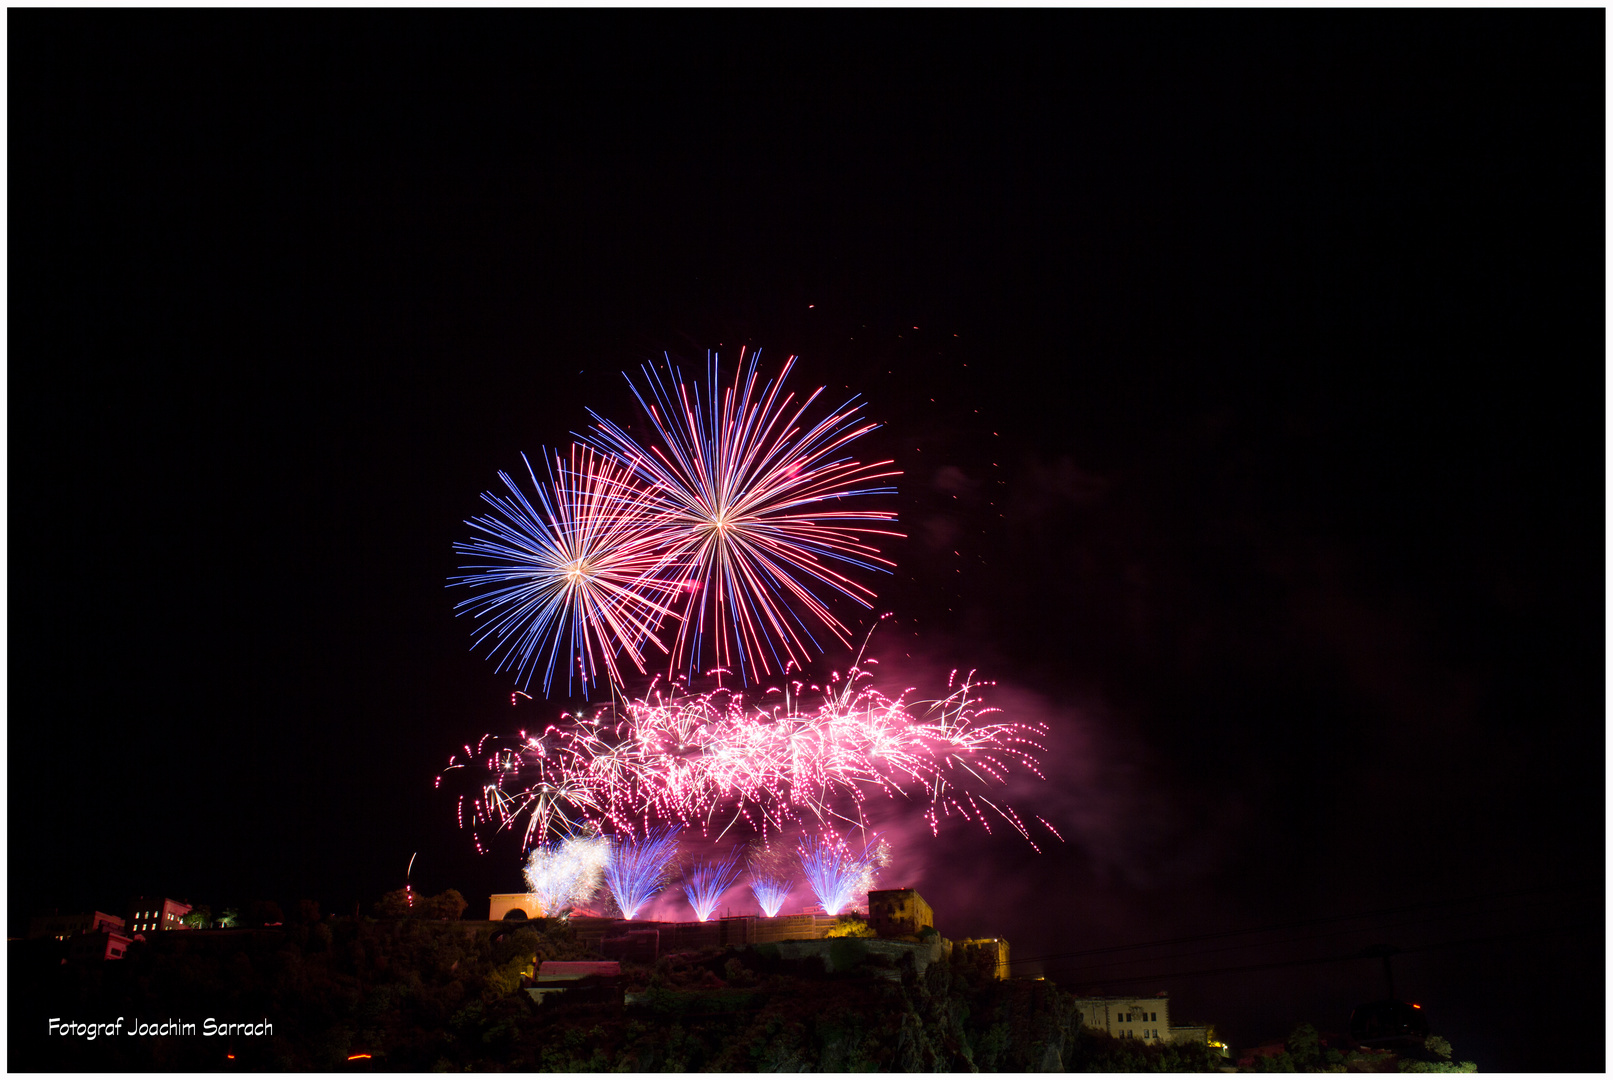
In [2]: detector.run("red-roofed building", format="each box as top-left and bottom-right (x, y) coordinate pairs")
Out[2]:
(528, 960), (623, 1006)
(536, 961), (621, 981)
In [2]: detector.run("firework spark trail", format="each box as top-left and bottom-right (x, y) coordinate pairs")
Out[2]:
(585, 349), (902, 684)
(450, 655), (1055, 853)
(682, 852), (743, 922)
(523, 833), (611, 916)
(451, 446), (682, 697)
(748, 874), (793, 918)
(602, 826), (681, 919)
(797, 830), (889, 916)
(745, 839), (796, 917)
(437, 732), (606, 852)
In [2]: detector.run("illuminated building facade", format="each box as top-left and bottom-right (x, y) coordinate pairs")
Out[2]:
(125, 896), (192, 934)
(1071, 994), (1173, 1042)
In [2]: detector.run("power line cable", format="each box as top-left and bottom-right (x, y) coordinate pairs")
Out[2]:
(1008, 878), (1597, 966)
(1018, 894), (1597, 977)
(1034, 920), (1603, 989)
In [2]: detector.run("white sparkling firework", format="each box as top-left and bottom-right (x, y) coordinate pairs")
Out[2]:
(522, 833), (611, 916)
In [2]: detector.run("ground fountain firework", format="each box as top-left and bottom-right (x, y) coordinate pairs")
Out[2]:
(601, 826), (681, 919)
(745, 840), (795, 917)
(681, 852), (744, 922)
(797, 830), (890, 916)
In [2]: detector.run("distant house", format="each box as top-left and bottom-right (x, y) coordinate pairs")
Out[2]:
(1070, 993), (1173, 1043)
(29, 911), (125, 941)
(68, 926), (138, 962)
(125, 897), (192, 934)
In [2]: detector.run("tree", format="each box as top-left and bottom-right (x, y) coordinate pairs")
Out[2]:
(245, 900), (284, 926)
(1286, 1022), (1322, 1068)
(374, 888), (467, 920)
(1400, 1034), (1477, 1073)
(418, 889), (467, 921)
(373, 889), (411, 918)
(181, 905), (212, 930)
(827, 913), (877, 938)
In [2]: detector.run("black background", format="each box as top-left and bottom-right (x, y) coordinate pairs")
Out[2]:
(10, 12), (1604, 1071)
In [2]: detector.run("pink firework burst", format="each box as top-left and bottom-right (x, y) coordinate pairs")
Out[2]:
(585, 348), (902, 684)
(453, 649), (1056, 853)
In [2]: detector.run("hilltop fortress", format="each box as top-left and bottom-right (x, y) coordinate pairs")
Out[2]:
(489, 886), (1010, 979)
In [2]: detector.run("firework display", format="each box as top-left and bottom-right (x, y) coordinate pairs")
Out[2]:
(682, 852), (744, 922)
(602, 826), (681, 919)
(522, 833), (611, 916)
(437, 733), (603, 854)
(585, 349), (900, 683)
(443, 348), (1059, 900)
(748, 876), (792, 919)
(445, 656), (1053, 853)
(450, 447), (680, 697)
(745, 840), (795, 917)
(797, 830), (890, 916)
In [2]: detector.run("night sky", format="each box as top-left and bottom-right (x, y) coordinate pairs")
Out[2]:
(10, 12), (1604, 1072)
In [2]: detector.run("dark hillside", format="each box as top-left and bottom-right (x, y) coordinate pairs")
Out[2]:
(10, 916), (1226, 1071)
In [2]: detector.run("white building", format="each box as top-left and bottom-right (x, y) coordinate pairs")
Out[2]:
(1070, 993), (1172, 1043)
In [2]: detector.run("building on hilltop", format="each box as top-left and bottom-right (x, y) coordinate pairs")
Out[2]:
(956, 937), (1011, 979)
(29, 911), (125, 941)
(125, 897), (192, 934)
(1071, 993), (1173, 1043)
(68, 926), (138, 962)
(868, 888), (934, 938)
(490, 892), (536, 920)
